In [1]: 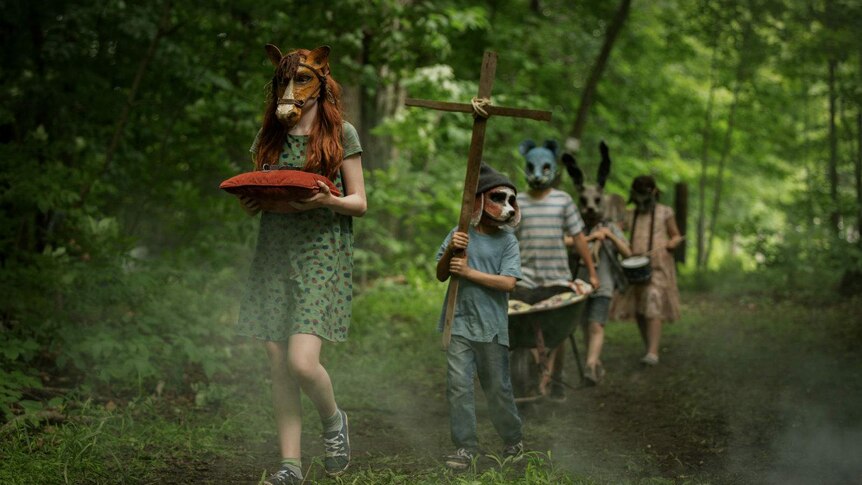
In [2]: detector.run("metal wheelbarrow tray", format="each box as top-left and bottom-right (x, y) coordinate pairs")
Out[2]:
(507, 290), (588, 402)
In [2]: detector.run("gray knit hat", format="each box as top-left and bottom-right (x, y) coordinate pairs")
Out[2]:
(476, 163), (517, 195)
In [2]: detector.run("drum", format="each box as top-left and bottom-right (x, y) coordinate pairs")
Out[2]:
(621, 256), (652, 284)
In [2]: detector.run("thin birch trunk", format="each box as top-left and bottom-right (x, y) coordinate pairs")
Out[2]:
(802, 83), (815, 224)
(704, 80), (741, 264)
(696, 36), (720, 270)
(856, 110), (861, 246)
(828, 58), (840, 232)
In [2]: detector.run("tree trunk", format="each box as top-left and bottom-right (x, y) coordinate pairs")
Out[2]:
(802, 83), (815, 225)
(857, 49), (862, 246)
(704, 79), (741, 265)
(856, 110), (861, 246)
(696, 40), (720, 270)
(828, 57), (840, 232)
(530, 0), (541, 14)
(674, 183), (688, 264)
(566, 0), (632, 149)
(355, 29), (401, 171)
(357, 29), (378, 169)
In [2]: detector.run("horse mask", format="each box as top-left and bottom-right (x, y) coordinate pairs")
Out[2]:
(561, 141), (625, 227)
(519, 140), (559, 190)
(265, 44), (334, 129)
(471, 164), (520, 228)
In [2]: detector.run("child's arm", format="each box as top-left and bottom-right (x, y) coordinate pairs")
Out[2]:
(665, 215), (684, 251)
(448, 259), (517, 292)
(437, 231), (469, 282)
(598, 226), (632, 258)
(572, 232), (600, 290)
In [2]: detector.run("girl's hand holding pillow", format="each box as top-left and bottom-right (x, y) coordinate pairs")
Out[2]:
(239, 195), (261, 216)
(290, 180), (335, 211)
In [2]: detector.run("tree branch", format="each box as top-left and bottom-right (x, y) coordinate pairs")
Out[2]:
(567, 0), (632, 147)
(77, 1), (174, 207)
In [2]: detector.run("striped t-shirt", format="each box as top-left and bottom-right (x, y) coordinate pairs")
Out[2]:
(516, 189), (585, 288)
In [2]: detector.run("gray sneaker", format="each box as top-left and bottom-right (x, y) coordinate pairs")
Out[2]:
(445, 448), (475, 470)
(264, 466), (302, 485)
(502, 441), (525, 461)
(322, 409), (350, 476)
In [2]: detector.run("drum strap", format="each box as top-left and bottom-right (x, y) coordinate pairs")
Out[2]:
(629, 206), (656, 255)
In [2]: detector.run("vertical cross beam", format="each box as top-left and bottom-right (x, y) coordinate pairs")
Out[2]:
(440, 52), (497, 349)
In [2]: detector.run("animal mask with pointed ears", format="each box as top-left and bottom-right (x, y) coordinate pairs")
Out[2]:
(561, 141), (622, 227)
(265, 45), (334, 129)
(519, 139), (559, 190)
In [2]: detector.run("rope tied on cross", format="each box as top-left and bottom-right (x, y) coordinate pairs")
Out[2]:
(471, 97), (491, 118)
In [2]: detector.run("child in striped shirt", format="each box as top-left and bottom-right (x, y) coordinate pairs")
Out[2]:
(514, 139), (598, 400)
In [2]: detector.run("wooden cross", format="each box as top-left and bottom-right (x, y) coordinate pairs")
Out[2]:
(405, 51), (552, 349)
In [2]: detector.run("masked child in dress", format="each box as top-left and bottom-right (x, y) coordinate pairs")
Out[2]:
(235, 45), (366, 485)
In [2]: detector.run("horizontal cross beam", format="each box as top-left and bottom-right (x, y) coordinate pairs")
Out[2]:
(405, 98), (552, 122)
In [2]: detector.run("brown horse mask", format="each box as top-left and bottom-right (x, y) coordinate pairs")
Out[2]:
(265, 44), (334, 129)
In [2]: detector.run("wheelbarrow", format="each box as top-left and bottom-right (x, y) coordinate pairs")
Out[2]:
(507, 284), (590, 402)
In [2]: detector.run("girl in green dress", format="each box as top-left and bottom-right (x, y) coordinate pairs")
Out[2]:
(236, 45), (366, 485)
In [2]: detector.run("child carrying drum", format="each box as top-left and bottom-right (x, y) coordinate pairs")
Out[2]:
(612, 175), (683, 366)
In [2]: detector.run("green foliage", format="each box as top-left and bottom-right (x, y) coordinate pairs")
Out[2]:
(1, 0), (862, 448)
(0, 369), (41, 419)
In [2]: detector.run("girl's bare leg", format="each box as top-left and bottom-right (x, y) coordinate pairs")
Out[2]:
(265, 334), (339, 460)
(286, 333), (338, 419)
(645, 317), (662, 357)
(636, 314), (648, 349)
(265, 341), (303, 459)
(585, 321), (605, 367)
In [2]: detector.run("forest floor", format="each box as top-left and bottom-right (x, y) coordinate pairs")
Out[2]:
(3, 282), (862, 484)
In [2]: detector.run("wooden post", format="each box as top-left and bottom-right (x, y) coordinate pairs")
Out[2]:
(674, 182), (688, 264)
(405, 51), (552, 349)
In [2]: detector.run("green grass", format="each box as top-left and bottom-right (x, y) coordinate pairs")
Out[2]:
(2, 271), (859, 484)
(1, 398), (233, 484)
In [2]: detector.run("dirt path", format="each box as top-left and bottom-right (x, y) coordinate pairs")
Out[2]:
(180, 294), (862, 484)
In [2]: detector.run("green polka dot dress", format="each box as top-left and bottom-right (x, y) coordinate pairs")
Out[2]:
(236, 121), (362, 342)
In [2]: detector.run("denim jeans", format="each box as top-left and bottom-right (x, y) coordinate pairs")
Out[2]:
(447, 335), (523, 451)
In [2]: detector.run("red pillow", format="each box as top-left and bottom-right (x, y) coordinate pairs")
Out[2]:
(220, 169), (341, 213)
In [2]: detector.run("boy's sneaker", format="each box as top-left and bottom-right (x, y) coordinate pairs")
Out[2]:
(445, 448), (475, 470)
(502, 441), (525, 461)
(264, 466), (302, 485)
(322, 409), (350, 476)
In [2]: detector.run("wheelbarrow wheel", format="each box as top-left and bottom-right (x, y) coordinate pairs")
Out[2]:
(510, 347), (540, 400)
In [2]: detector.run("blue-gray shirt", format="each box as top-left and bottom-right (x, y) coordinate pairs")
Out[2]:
(436, 227), (522, 346)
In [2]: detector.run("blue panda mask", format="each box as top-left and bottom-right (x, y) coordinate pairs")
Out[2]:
(519, 139), (559, 190)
